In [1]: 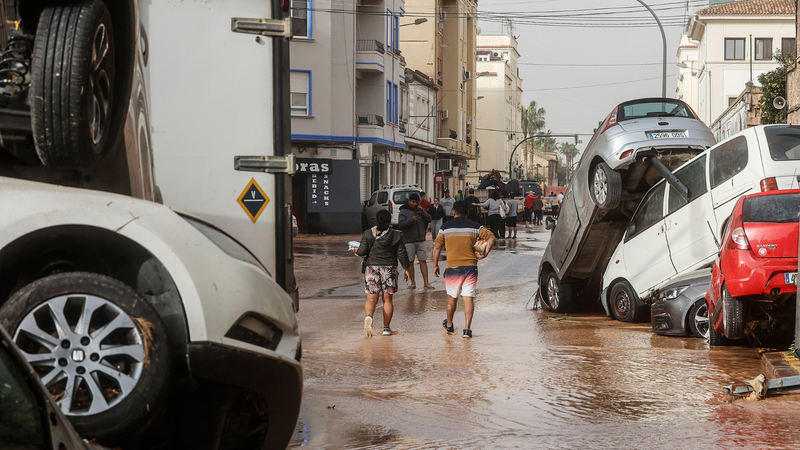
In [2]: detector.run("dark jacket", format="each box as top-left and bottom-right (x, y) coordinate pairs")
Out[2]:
(398, 204), (431, 243)
(428, 204), (445, 221)
(532, 198), (543, 210)
(356, 228), (411, 269)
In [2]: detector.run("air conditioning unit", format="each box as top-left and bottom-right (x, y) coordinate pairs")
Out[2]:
(441, 109), (449, 119)
(440, 11), (447, 21)
(466, 117), (472, 125)
(464, 70), (472, 80)
(437, 159), (453, 172)
(493, 52), (499, 57)
(452, 167), (459, 178)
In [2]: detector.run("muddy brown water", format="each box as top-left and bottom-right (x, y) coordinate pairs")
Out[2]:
(290, 228), (800, 449)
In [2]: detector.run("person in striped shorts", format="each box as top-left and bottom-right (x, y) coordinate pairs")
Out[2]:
(432, 201), (496, 338)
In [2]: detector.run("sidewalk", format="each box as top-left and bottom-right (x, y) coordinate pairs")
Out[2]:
(762, 351), (800, 378)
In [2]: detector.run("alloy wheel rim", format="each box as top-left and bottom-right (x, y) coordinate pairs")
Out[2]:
(13, 294), (144, 416)
(615, 291), (630, 318)
(694, 303), (710, 339)
(593, 168), (607, 204)
(547, 276), (560, 309)
(89, 23), (111, 146)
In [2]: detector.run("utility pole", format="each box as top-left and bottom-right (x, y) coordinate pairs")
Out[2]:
(636, 0), (667, 98)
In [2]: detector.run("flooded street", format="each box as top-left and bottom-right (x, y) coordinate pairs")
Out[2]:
(290, 226), (800, 449)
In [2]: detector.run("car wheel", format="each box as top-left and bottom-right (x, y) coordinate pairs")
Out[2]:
(0, 272), (170, 444)
(688, 300), (710, 339)
(610, 281), (644, 322)
(544, 270), (572, 313)
(722, 286), (745, 340)
(589, 162), (621, 211)
(708, 314), (728, 347)
(32, 0), (115, 170)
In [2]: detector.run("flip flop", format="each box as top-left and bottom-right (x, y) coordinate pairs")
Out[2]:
(424, 284), (435, 289)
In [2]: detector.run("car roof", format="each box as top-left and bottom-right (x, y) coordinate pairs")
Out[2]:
(742, 188), (800, 200)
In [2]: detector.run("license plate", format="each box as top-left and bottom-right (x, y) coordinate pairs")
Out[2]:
(647, 131), (686, 139)
(785, 272), (797, 285)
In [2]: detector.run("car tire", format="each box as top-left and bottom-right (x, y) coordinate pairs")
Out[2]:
(32, 0), (115, 170)
(589, 162), (621, 211)
(708, 315), (728, 347)
(0, 272), (170, 445)
(722, 286), (745, 340)
(609, 281), (644, 322)
(543, 270), (573, 313)
(688, 300), (710, 339)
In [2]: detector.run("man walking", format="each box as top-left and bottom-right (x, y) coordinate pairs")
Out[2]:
(440, 189), (455, 223)
(398, 193), (433, 289)
(465, 188), (480, 222)
(524, 190), (535, 227)
(433, 201), (496, 338)
(532, 194), (543, 226)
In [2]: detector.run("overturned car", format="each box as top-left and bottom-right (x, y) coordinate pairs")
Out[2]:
(538, 98), (716, 313)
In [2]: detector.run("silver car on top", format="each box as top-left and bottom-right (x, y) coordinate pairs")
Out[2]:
(538, 98), (717, 313)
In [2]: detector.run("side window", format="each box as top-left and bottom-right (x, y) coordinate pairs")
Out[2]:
(710, 136), (748, 188)
(0, 347), (46, 449)
(627, 183), (666, 241)
(377, 192), (388, 204)
(367, 192), (377, 206)
(668, 155), (708, 215)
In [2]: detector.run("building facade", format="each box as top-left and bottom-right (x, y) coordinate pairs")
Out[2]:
(472, 34), (524, 186)
(709, 83), (763, 140)
(687, 0), (795, 127)
(400, 0), (478, 195)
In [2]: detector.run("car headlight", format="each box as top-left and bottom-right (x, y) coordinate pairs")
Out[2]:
(660, 285), (689, 301)
(181, 215), (269, 274)
(226, 313), (283, 351)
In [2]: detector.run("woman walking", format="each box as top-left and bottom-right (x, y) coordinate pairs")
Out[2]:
(428, 197), (445, 240)
(480, 190), (508, 239)
(356, 210), (412, 337)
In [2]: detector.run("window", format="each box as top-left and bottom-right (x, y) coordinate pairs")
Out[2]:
(377, 192), (388, 204)
(783, 38), (797, 57)
(725, 38), (745, 60)
(290, 0), (311, 38)
(394, 15), (399, 51)
(710, 136), (748, 188)
(627, 183), (665, 241)
(387, 10), (398, 52)
(619, 100), (692, 120)
(290, 70), (310, 115)
(400, 87), (408, 123)
(743, 192), (800, 223)
(668, 155), (707, 215)
(386, 81), (392, 123)
(755, 38), (772, 60)
(765, 125), (800, 160)
(367, 192), (377, 206)
(0, 346), (46, 448)
(393, 83), (398, 124)
(478, 54), (489, 61)
(728, 96), (738, 107)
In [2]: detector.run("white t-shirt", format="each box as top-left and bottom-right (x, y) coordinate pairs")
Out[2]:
(440, 196), (455, 215)
(557, 193), (564, 205)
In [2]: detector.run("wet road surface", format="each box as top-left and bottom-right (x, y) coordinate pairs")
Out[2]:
(290, 226), (800, 449)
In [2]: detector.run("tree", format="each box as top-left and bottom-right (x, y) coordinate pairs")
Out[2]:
(759, 50), (794, 125)
(534, 130), (557, 154)
(558, 142), (580, 168)
(521, 100), (546, 169)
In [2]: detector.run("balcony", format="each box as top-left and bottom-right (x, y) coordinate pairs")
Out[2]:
(356, 40), (386, 73)
(357, 114), (385, 127)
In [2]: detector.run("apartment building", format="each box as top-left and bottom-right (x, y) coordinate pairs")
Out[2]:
(686, 0), (795, 127)
(400, 0), (478, 194)
(472, 34), (523, 186)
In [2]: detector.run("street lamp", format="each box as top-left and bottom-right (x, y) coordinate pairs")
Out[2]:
(399, 18), (428, 27)
(636, 0), (666, 98)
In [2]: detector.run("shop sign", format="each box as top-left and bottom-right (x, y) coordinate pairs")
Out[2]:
(296, 158), (332, 174)
(434, 174), (444, 185)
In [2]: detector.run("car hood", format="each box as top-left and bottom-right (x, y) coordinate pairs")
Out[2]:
(655, 268), (712, 292)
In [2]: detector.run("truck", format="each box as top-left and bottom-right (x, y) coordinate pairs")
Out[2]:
(0, 0), (301, 448)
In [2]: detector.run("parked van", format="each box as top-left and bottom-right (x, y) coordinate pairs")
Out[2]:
(601, 124), (800, 322)
(363, 184), (423, 227)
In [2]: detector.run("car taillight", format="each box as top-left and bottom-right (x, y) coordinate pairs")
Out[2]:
(727, 213), (751, 250)
(388, 200), (393, 214)
(601, 106), (619, 134)
(760, 177), (779, 192)
(620, 149), (634, 160)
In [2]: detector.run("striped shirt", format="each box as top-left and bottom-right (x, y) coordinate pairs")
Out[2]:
(435, 217), (495, 268)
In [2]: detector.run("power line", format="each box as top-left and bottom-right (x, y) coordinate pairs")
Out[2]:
(518, 62), (663, 67)
(526, 74), (676, 91)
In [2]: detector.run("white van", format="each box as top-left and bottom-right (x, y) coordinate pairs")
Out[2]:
(363, 184), (423, 227)
(601, 124), (800, 322)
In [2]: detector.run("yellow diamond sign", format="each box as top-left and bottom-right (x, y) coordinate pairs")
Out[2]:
(237, 178), (270, 223)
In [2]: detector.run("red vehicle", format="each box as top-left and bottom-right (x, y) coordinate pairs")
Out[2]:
(706, 189), (800, 346)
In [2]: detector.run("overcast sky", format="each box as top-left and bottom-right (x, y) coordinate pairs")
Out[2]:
(477, 0), (706, 153)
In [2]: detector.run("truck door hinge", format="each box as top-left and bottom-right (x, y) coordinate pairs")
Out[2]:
(234, 154), (296, 175)
(231, 17), (293, 38)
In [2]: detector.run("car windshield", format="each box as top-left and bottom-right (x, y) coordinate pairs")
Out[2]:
(765, 125), (800, 161)
(742, 193), (800, 223)
(618, 100), (692, 121)
(393, 190), (418, 204)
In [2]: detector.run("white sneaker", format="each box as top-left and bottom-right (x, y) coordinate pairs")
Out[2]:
(382, 326), (392, 336)
(364, 316), (373, 337)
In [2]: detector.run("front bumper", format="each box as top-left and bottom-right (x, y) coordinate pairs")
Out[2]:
(651, 300), (689, 336)
(187, 342), (303, 450)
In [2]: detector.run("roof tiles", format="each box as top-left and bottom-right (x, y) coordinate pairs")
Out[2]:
(696, 0), (795, 16)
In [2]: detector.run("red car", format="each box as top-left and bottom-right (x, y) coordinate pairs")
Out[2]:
(706, 189), (800, 346)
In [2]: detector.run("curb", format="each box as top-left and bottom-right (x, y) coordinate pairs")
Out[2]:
(762, 351), (800, 378)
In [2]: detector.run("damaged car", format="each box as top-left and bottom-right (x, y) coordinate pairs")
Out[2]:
(538, 98), (715, 312)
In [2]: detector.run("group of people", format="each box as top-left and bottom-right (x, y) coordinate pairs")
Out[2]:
(354, 194), (496, 339)
(522, 190), (563, 227)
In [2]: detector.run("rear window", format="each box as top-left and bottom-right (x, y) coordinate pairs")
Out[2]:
(392, 190), (418, 204)
(742, 193), (800, 223)
(765, 125), (800, 161)
(619, 100), (693, 121)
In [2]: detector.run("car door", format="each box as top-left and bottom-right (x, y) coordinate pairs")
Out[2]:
(621, 182), (677, 295)
(664, 154), (718, 275)
(710, 134), (758, 222)
(364, 192), (379, 226)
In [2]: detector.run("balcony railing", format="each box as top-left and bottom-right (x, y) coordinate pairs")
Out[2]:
(356, 40), (385, 54)
(357, 114), (385, 127)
